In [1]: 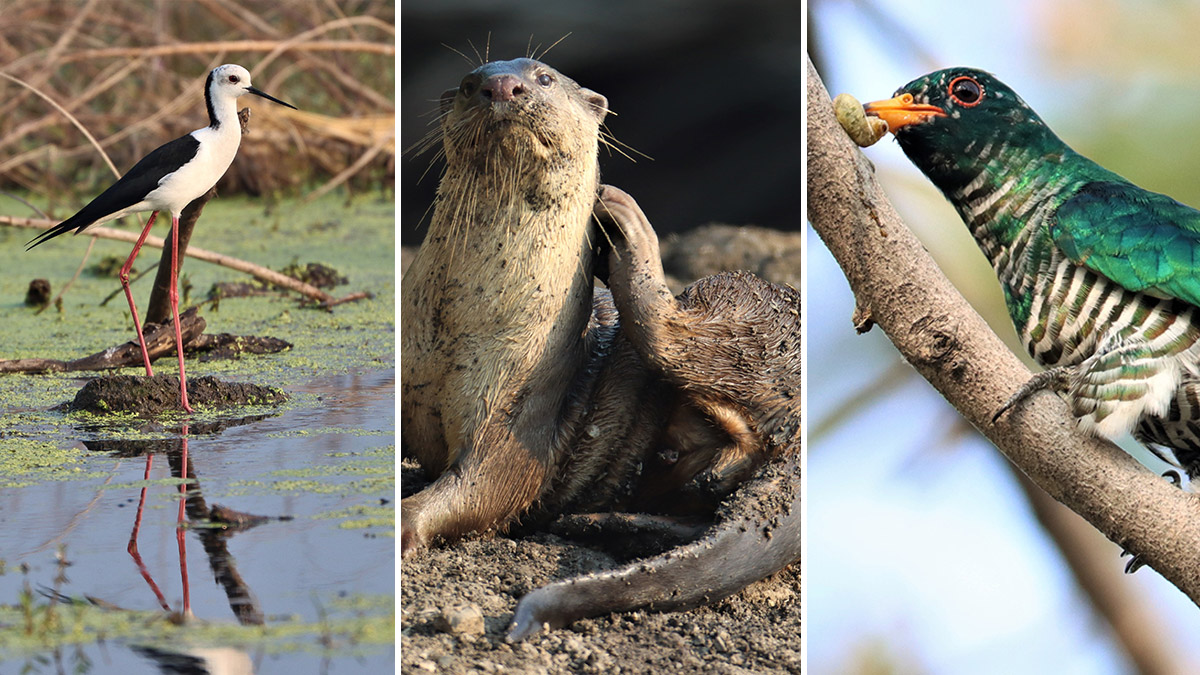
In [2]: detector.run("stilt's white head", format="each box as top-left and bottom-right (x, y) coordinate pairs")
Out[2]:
(206, 64), (297, 110)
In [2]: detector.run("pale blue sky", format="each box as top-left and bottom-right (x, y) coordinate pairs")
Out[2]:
(808, 2), (1200, 673)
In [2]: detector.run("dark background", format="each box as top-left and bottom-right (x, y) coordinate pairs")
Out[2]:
(399, 0), (803, 246)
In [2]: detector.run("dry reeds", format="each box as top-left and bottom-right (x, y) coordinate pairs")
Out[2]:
(0, 0), (395, 211)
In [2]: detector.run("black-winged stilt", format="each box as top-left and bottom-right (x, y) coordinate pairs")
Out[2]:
(27, 64), (297, 413)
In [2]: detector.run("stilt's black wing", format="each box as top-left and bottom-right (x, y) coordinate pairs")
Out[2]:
(26, 133), (201, 250)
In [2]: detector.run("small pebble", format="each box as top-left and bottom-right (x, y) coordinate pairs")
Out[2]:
(563, 635), (586, 654)
(714, 629), (731, 653)
(434, 603), (485, 635)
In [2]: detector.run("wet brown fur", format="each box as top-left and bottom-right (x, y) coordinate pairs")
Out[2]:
(401, 58), (610, 552)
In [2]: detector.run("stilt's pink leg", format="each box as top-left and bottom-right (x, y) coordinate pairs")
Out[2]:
(120, 212), (159, 377)
(169, 215), (193, 413)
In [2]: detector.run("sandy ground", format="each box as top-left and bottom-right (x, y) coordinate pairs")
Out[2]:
(399, 228), (802, 675)
(400, 460), (801, 675)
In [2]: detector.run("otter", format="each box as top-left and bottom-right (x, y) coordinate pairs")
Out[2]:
(400, 57), (801, 640)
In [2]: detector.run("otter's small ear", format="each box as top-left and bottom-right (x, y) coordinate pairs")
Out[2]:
(440, 87), (458, 113)
(580, 89), (608, 123)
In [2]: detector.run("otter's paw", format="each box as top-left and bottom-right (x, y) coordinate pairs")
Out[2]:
(506, 585), (574, 641)
(595, 184), (673, 304)
(595, 184), (660, 267)
(399, 508), (425, 558)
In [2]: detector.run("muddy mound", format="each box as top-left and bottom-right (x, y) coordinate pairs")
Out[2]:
(60, 375), (287, 415)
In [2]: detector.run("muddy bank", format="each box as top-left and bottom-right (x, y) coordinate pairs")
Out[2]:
(401, 462), (801, 675)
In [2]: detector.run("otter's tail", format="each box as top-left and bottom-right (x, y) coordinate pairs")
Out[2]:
(506, 453), (800, 641)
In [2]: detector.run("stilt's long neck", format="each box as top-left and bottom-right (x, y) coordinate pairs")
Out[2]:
(203, 75), (239, 130)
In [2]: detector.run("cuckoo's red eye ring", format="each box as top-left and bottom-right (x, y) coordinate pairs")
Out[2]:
(948, 76), (983, 107)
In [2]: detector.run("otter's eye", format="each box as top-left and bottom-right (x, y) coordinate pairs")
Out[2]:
(948, 76), (983, 107)
(460, 79), (477, 97)
(537, 73), (553, 87)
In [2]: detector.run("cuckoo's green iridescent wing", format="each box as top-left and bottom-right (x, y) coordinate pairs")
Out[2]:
(1051, 180), (1200, 308)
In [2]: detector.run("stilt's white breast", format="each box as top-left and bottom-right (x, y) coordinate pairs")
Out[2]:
(143, 125), (241, 216)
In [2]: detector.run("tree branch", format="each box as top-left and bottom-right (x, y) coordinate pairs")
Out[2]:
(805, 55), (1200, 604)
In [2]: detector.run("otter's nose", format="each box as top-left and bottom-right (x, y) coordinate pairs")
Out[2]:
(481, 74), (525, 102)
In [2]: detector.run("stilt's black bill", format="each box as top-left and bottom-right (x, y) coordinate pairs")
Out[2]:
(248, 87), (298, 110)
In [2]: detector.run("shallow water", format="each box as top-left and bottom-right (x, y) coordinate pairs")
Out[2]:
(0, 192), (395, 670)
(0, 369), (395, 672)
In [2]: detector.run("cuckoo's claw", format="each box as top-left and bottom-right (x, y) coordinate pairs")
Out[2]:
(992, 367), (1071, 424)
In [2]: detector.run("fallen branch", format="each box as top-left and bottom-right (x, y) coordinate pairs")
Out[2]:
(806, 56), (1200, 604)
(317, 290), (372, 310)
(6, 214), (335, 303)
(0, 307), (291, 374)
(0, 307), (206, 373)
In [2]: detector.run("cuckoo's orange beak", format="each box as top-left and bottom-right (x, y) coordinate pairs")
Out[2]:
(864, 93), (946, 131)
